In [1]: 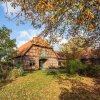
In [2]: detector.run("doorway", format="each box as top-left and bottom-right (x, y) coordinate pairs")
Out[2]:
(39, 59), (47, 69)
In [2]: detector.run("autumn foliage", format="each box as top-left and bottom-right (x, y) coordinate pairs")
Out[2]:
(3, 0), (99, 42)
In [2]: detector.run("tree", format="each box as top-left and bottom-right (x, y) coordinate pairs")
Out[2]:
(62, 37), (87, 60)
(0, 26), (16, 70)
(2, 0), (100, 45)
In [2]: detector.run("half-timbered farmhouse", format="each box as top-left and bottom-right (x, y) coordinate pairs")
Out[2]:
(15, 36), (66, 70)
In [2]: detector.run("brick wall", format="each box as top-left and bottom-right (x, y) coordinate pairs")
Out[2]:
(21, 45), (59, 70)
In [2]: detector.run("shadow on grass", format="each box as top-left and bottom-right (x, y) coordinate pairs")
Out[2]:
(58, 77), (100, 100)
(47, 70), (58, 75)
(23, 70), (34, 76)
(46, 69), (67, 79)
(46, 69), (100, 100)
(46, 69), (76, 81)
(0, 79), (13, 89)
(46, 69), (66, 75)
(0, 71), (34, 89)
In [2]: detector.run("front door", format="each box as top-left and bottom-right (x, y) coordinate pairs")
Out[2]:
(39, 59), (47, 69)
(39, 60), (44, 69)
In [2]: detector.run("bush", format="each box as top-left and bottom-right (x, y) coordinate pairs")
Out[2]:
(16, 64), (23, 69)
(66, 59), (86, 74)
(0, 70), (9, 80)
(66, 59), (100, 77)
(84, 65), (100, 77)
(0, 70), (3, 79)
(8, 67), (24, 80)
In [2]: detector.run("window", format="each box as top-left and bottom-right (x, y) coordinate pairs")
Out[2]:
(30, 62), (32, 66)
(58, 61), (61, 66)
(30, 62), (35, 66)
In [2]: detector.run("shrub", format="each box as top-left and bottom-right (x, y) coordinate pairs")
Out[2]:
(66, 59), (100, 77)
(66, 59), (85, 74)
(0, 70), (9, 80)
(8, 67), (24, 80)
(84, 65), (100, 77)
(0, 70), (3, 79)
(16, 64), (23, 69)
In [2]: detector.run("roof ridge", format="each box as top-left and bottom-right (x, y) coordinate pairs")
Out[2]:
(17, 36), (51, 56)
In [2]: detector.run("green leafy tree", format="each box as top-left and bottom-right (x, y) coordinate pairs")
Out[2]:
(0, 26), (16, 70)
(62, 37), (87, 60)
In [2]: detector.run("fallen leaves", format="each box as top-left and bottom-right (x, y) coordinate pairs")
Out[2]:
(0, 71), (99, 100)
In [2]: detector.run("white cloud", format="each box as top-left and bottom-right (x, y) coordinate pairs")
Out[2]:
(53, 38), (69, 51)
(43, 35), (69, 50)
(1, 2), (21, 16)
(59, 38), (68, 45)
(19, 29), (40, 40)
(16, 29), (41, 47)
(19, 31), (32, 40)
(17, 40), (27, 47)
(15, 29), (68, 50)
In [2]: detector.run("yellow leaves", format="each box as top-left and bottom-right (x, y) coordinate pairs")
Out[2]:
(17, 0), (24, 3)
(35, 0), (52, 15)
(92, 0), (100, 3)
(79, 4), (83, 10)
(4, 0), (99, 37)
(88, 11), (94, 19)
(27, 12), (36, 20)
(84, 9), (94, 20)
(0, 71), (99, 99)
(88, 24), (95, 32)
(28, 12), (32, 16)
(62, 7), (68, 13)
(50, 16), (55, 21)
(77, 8), (95, 31)
(46, 2), (52, 10)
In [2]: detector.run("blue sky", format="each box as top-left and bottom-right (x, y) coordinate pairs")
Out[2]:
(0, 2), (67, 50)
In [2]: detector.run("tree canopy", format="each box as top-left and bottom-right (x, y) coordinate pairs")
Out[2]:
(0, 26), (16, 66)
(62, 37), (87, 60)
(3, 0), (100, 45)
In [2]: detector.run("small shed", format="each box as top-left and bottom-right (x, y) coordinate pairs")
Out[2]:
(80, 48), (100, 65)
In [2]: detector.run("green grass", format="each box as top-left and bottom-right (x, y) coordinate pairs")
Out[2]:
(0, 70), (99, 100)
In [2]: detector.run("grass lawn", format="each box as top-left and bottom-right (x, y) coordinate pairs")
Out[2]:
(0, 70), (99, 100)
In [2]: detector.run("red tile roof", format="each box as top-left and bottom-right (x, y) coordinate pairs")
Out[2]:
(80, 48), (100, 59)
(55, 51), (67, 60)
(17, 36), (52, 56)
